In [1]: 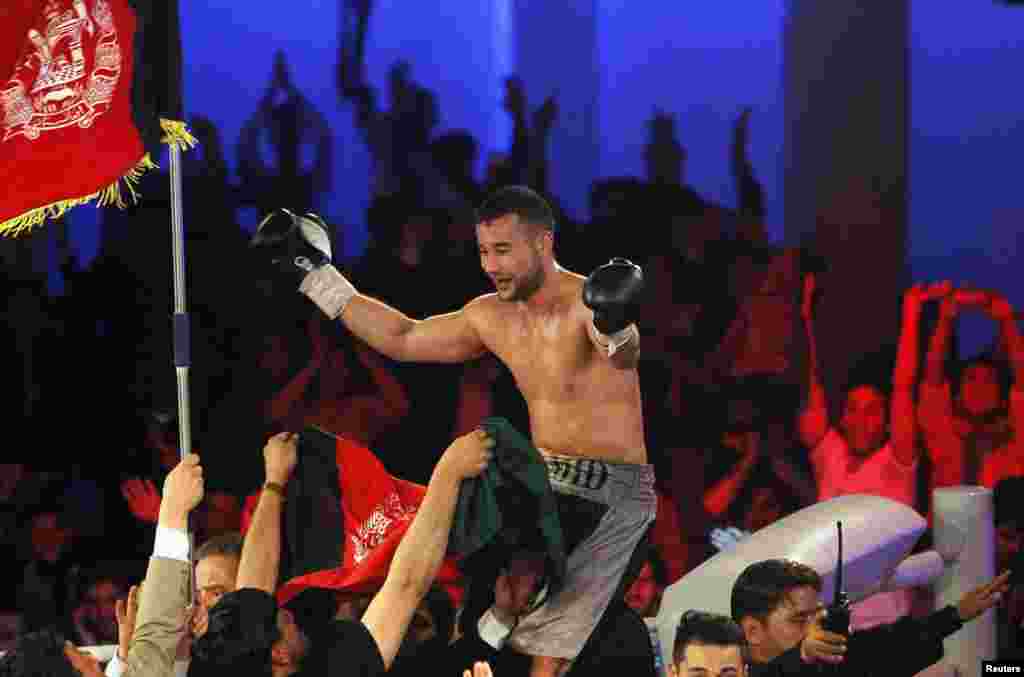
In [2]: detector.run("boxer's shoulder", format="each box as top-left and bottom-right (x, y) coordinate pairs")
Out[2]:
(463, 292), (507, 333)
(465, 292), (502, 318)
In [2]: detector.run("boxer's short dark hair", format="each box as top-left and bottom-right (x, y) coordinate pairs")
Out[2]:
(730, 559), (822, 622)
(477, 186), (555, 234)
(673, 610), (750, 666)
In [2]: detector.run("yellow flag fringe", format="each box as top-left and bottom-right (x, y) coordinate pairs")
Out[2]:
(0, 118), (195, 238)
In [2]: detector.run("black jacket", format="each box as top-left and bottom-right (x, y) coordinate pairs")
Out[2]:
(750, 606), (964, 677)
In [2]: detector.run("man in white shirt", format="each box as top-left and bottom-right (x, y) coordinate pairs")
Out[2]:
(798, 277), (949, 629)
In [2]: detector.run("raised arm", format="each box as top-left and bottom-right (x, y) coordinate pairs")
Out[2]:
(703, 433), (760, 518)
(797, 273), (829, 448)
(249, 210), (489, 364)
(119, 455), (204, 677)
(923, 291), (959, 387)
(986, 290), (1024, 389)
(583, 258), (644, 370)
(341, 295), (488, 363)
(234, 432), (298, 594)
(528, 92), (558, 195)
(891, 282), (952, 466)
(361, 430), (493, 669)
(730, 107), (766, 241)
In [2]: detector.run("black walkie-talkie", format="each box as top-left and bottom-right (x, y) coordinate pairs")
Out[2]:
(822, 521), (851, 636)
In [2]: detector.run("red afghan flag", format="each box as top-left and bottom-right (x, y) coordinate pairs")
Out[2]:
(242, 436), (465, 607)
(0, 0), (191, 236)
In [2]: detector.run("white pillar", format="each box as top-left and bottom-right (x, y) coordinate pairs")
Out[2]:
(932, 486), (996, 677)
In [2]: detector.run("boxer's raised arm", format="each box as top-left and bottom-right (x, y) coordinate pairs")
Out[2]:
(341, 296), (488, 363)
(583, 258), (643, 370)
(249, 209), (487, 364)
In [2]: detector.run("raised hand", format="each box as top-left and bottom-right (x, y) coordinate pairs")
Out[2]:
(121, 478), (162, 524)
(264, 432), (299, 486)
(956, 570), (1012, 622)
(905, 280), (953, 308)
(437, 429), (494, 481)
(800, 610), (846, 665)
(161, 454), (205, 528)
(190, 602), (209, 639)
(984, 289), (1015, 321)
(503, 77), (526, 119)
(464, 662), (495, 677)
(348, 0), (373, 19)
(732, 107), (753, 152)
(532, 93), (558, 138)
(115, 584), (140, 660)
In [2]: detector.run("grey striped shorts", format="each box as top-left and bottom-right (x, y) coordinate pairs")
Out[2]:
(506, 451), (657, 659)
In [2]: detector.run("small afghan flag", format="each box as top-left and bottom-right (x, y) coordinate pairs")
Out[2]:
(241, 431), (465, 607)
(0, 0), (194, 236)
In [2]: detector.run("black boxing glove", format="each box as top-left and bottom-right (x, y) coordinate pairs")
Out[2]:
(249, 208), (356, 318)
(583, 258), (644, 352)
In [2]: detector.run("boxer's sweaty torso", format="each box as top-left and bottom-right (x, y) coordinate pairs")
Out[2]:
(470, 270), (647, 466)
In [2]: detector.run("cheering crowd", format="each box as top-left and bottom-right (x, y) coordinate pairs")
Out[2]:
(2, 3), (1023, 675)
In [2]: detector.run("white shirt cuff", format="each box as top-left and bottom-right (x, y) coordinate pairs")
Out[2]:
(477, 609), (514, 650)
(152, 526), (190, 562)
(105, 652), (124, 677)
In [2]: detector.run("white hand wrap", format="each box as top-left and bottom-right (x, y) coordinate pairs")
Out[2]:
(589, 321), (639, 357)
(299, 264), (357, 319)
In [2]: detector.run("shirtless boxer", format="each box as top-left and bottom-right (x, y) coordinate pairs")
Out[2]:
(250, 187), (656, 677)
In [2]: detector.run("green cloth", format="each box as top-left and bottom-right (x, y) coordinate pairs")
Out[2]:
(449, 417), (567, 593)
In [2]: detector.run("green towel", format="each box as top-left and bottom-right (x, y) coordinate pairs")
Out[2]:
(449, 417), (567, 594)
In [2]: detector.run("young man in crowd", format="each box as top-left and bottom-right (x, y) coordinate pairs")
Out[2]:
(730, 559), (1011, 676)
(919, 286), (1024, 489)
(798, 279), (949, 628)
(669, 610), (749, 677)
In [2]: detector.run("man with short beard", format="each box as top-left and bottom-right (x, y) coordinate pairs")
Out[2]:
(251, 185), (656, 677)
(798, 279), (949, 629)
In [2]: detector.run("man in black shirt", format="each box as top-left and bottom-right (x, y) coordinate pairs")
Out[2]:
(730, 559), (1011, 677)
(191, 428), (493, 676)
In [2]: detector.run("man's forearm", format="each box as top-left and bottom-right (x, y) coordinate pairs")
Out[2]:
(893, 300), (922, 389)
(339, 294), (415, 361)
(703, 451), (757, 517)
(388, 468), (462, 593)
(234, 490), (284, 594)
(924, 313), (955, 386)
(156, 504), (188, 533)
(802, 316), (827, 411)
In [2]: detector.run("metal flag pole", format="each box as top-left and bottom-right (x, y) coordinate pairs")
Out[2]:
(167, 138), (194, 603)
